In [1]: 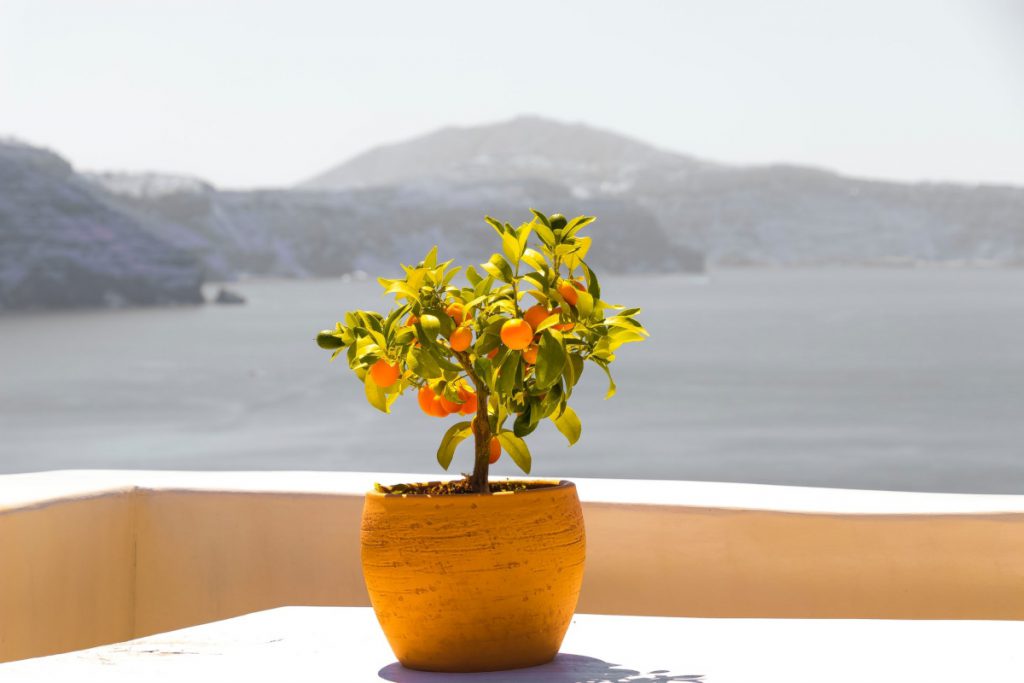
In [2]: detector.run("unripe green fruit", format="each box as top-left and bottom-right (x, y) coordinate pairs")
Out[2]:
(549, 214), (567, 230)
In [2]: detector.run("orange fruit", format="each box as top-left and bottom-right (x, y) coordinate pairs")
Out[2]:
(500, 318), (533, 350)
(557, 280), (580, 306)
(370, 359), (400, 387)
(406, 314), (419, 326)
(438, 390), (462, 414)
(486, 347), (498, 360)
(417, 386), (448, 418)
(449, 326), (472, 352)
(523, 343), (538, 365)
(524, 304), (552, 332)
(457, 386), (478, 415)
(445, 303), (466, 325)
(488, 436), (501, 464)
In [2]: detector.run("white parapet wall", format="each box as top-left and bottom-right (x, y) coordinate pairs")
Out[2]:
(2, 470), (1024, 663)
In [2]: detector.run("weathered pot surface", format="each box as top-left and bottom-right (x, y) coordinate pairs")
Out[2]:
(361, 479), (586, 672)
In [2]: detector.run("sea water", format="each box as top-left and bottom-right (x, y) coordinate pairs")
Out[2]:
(1, 269), (1022, 493)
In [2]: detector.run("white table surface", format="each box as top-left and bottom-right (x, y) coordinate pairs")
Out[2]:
(2, 606), (1022, 682)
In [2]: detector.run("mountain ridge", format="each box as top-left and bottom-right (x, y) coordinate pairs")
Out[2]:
(299, 116), (1023, 267)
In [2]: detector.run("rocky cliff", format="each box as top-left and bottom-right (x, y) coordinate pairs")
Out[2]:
(0, 141), (204, 311)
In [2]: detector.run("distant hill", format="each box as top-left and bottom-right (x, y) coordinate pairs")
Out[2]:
(87, 174), (703, 279)
(301, 115), (710, 192)
(5, 115), (1021, 312)
(0, 141), (203, 311)
(302, 117), (1024, 267)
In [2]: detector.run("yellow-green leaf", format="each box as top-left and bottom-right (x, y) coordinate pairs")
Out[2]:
(437, 420), (473, 470)
(521, 248), (547, 272)
(501, 231), (522, 266)
(423, 246), (439, 268)
(497, 431), (532, 474)
(364, 379), (393, 413)
(551, 405), (581, 446)
(535, 329), (566, 389)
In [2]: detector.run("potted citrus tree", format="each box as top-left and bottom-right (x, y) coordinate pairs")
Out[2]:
(315, 210), (647, 672)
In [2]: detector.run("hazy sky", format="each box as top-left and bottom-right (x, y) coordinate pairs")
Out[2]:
(2, 0), (1021, 188)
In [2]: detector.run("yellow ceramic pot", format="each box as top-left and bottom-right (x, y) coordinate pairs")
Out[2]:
(360, 479), (586, 672)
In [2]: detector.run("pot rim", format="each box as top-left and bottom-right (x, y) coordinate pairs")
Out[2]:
(366, 478), (575, 498)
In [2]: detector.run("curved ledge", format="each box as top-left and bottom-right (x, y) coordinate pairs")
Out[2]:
(2, 470), (1024, 663)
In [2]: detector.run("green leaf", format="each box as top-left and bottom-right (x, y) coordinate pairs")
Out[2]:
(364, 378), (393, 413)
(393, 327), (416, 345)
(551, 405), (581, 446)
(513, 400), (542, 438)
(512, 405), (531, 437)
(537, 382), (563, 417)
(582, 262), (601, 299)
(495, 350), (520, 397)
(593, 359), (617, 399)
(316, 330), (345, 350)
(515, 222), (532, 255)
(520, 248), (547, 272)
(529, 208), (550, 226)
(441, 266), (462, 286)
(497, 431), (532, 474)
(563, 236), (592, 270)
(383, 280), (418, 299)
(564, 215), (595, 239)
(407, 346), (442, 379)
(534, 312), (561, 334)
(465, 265), (483, 287)
(532, 221), (556, 248)
(481, 254), (514, 283)
(474, 332), (500, 358)
(484, 216), (506, 237)
(535, 329), (566, 389)
(423, 246), (439, 269)
(473, 357), (494, 391)
(521, 271), (548, 292)
(436, 420), (473, 470)
(501, 231), (522, 266)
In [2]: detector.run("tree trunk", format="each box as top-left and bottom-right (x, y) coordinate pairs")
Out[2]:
(468, 385), (491, 494)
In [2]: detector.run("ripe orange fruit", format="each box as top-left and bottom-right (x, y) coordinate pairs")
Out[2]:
(438, 389), (462, 414)
(486, 347), (498, 360)
(445, 303), (466, 325)
(523, 343), (538, 365)
(457, 386), (478, 415)
(449, 325), (472, 352)
(500, 318), (533, 350)
(406, 314), (419, 326)
(369, 359), (400, 387)
(557, 280), (580, 306)
(524, 304), (552, 332)
(417, 386), (447, 418)
(488, 436), (501, 464)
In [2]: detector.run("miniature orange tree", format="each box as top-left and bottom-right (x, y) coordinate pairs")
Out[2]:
(315, 211), (647, 494)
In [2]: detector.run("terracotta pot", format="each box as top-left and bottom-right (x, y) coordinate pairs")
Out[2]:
(360, 479), (586, 672)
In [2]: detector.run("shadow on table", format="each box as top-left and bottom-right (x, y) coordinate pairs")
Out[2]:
(378, 653), (703, 682)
